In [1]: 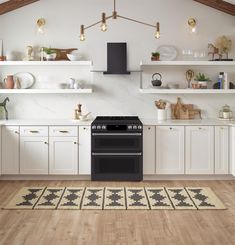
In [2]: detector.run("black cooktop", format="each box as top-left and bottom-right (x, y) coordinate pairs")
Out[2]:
(95, 116), (139, 121)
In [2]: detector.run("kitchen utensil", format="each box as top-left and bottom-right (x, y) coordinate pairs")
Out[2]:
(14, 72), (35, 89)
(186, 70), (194, 88)
(4, 75), (14, 89)
(155, 99), (167, 109)
(152, 73), (162, 87)
(219, 104), (233, 120)
(156, 45), (178, 61)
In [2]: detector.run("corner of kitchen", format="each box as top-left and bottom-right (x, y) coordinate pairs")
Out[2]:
(0, 0), (235, 244)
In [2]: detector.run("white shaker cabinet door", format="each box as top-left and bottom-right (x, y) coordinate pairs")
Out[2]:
(231, 127), (235, 176)
(156, 126), (185, 174)
(143, 126), (156, 174)
(20, 137), (49, 174)
(49, 137), (78, 175)
(2, 126), (20, 174)
(186, 126), (214, 174)
(215, 126), (229, 174)
(79, 126), (91, 175)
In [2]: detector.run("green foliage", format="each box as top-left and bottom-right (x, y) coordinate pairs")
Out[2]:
(194, 73), (211, 82)
(152, 52), (160, 57)
(43, 47), (57, 55)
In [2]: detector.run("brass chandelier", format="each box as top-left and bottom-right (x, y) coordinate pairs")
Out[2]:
(80, 0), (160, 41)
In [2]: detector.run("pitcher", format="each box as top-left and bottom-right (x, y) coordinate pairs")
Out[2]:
(4, 75), (14, 89)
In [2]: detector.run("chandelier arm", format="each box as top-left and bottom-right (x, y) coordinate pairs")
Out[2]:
(84, 15), (113, 30)
(117, 15), (156, 28)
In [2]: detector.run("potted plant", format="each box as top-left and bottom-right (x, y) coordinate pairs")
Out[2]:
(194, 73), (211, 89)
(151, 52), (160, 61)
(43, 47), (57, 61)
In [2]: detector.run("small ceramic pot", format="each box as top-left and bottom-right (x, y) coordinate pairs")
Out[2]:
(46, 53), (57, 61)
(157, 109), (167, 121)
(4, 75), (14, 89)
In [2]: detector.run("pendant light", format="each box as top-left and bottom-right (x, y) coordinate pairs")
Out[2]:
(80, 0), (160, 41)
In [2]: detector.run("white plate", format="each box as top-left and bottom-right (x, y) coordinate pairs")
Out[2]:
(156, 45), (178, 61)
(14, 72), (35, 89)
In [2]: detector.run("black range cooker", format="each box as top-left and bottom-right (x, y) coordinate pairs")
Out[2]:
(91, 116), (143, 181)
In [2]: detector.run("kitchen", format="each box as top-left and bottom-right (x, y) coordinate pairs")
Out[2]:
(0, 0), (235, 244)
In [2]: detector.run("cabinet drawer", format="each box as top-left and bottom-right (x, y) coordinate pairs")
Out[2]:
(49, 126), (78, 137)
(20, 126), (48, 137)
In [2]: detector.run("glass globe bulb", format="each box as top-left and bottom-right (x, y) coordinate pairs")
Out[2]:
(101, 23), (107, 32)
(80, 34), (85, 41)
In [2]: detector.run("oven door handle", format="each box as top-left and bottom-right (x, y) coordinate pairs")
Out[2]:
(92, 133), (142, 136)
(92, 153), (142, 156)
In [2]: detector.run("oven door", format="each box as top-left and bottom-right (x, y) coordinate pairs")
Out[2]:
(92, 153), (143, 181)
(92, 133), (142, 153)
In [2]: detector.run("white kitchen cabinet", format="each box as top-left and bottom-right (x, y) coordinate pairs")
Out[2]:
(2, 126), (20, 174)
(156, 126), (185, 174)
(143, 126), (156, 174)
(186, 126), (214, 174)
(49, 137), (78, 174)
(231, 127), (235, 176)
(215, 126), (229, 174)
(79, 126), (91, 175)
(20, 137), (49, 174)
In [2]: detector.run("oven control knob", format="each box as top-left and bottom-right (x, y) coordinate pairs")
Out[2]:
(138, 125), (142, 130)
(97, 125), (101, 130)
(92, 125), (96, 130)
(128, 125), (133, 130)
(133, 125), (137, 130)
(102, 125), (106, 130)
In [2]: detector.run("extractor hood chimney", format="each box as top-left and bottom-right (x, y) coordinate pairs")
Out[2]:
(104, 43), (130, 75)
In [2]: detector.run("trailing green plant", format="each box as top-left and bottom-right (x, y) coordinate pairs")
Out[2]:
(43, 47), (57, 55)
(194, 73), (211, 82)
(152, 52), (160, 57)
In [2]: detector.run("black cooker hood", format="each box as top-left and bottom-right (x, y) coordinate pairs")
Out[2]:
(104, 43), (130, 75)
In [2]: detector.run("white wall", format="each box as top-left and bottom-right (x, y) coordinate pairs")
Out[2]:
(0, 0), (235, 119)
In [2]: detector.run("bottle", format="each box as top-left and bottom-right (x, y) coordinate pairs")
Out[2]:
(218, 72), (224, 89)
(223, 72), (229, 90)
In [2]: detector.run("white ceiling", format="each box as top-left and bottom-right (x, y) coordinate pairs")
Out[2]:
(224, 0), (235, 4)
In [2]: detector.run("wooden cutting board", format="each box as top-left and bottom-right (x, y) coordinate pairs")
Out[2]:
(52, 48), (78, 60)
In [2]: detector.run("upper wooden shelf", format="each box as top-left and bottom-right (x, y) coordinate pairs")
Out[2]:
(140, 61), (235, 66)
(0, 61), (93, 66)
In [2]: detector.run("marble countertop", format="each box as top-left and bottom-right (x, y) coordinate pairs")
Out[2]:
(0, 118), (235, 126)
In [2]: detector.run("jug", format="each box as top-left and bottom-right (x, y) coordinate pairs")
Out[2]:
(4, 75), (14, 89)
(219, 104), (233, 120)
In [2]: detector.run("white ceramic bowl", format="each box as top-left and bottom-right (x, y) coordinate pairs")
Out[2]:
(67, 54), (82, 61)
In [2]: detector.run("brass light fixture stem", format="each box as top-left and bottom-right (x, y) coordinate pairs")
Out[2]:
(114, 0), (116, 12)
(80, 24), (84, 35)
(117, 15), (156, 28)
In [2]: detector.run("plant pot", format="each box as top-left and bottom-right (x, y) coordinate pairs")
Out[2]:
(151, 56), (160, 61)
(157, 109), (167, 121)
(46, 53), (57, 61)
(198, 81), (208, 89)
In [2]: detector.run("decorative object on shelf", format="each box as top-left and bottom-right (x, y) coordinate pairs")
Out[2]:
(188, 18), (197, 33)
(80, 0), (160, 41)
(213, 81), (235, 89)
(152, 73), (162, 87)
(59, 83), (69, 89)
(0, 39), (6, 61)
(151, 52), (160, 61)
(14, 78), (21, 89)
(171, 97), (201, 120)
(4, 75), (15, 89)
(156, 45), (178, 61)
(186, 69), (195, 88)
(74, 104), (82, 120)
(50, 48), (78, 60)
(37, 18), (46, 34)
(219, 104), (233, 120)
(208, 36), (232, 61)
(155, 99), (167, 121)
(42, 47), (57, 61)
(5, 51), (15, 61)
(194, 73), (211, 89)
(23, 46), (34, 61)
(0, 97), (10, 120)
(68, 78), (76, 89)
(168, 83), (179, 89)
(67, 52), (82, 61)
(79, 112), (91, 121)
(14, 72), (35, 89)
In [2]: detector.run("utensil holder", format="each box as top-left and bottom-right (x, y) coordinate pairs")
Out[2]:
(157, 109), (167, 121)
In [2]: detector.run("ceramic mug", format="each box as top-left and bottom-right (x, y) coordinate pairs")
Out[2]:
(4, 75), (14, 89)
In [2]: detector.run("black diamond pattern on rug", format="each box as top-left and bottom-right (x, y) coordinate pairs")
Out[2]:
(107, 190), (123, 207)
(38, 189), (61, 206)
(188, 188), (215, 207)
(82, 188), (104, 209)
(16, 189), (43, 207)
(170, 189), (193, 207)
(148, 189), (170, 207)
(61, 189), (81, 207)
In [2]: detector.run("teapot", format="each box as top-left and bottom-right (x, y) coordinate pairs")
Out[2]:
(152, 73), (162, 87)
(219, 104), (233, 120)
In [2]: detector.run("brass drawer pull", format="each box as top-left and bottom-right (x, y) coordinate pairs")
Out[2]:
(30, 130), (39, 133)
(59, 130), (69, 133)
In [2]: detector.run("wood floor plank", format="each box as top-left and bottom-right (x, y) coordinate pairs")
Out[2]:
(0, 180), (235, 245)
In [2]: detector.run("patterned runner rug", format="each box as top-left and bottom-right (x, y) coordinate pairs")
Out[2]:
(4, 187), (226, 210)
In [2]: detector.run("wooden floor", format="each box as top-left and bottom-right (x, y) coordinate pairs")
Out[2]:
(0, 180), (235, 245)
